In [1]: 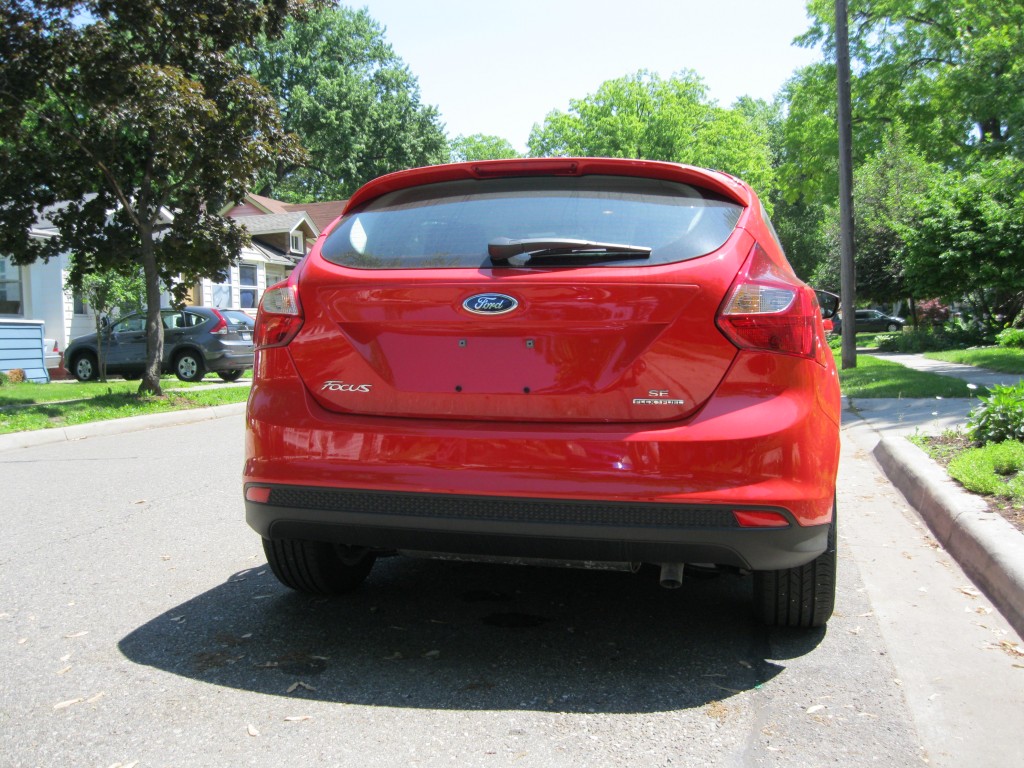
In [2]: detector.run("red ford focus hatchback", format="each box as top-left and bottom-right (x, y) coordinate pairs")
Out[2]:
(244, 158), (841, 628)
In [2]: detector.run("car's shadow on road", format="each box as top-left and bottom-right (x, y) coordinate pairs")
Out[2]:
(119, 557), (825, 713)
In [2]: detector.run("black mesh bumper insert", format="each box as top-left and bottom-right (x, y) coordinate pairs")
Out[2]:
(266, 487), (741, 529)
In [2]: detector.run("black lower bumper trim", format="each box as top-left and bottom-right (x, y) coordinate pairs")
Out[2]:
(245, 485), (829, 571)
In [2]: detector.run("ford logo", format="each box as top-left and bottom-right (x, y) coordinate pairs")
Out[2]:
(462, 293), (519, 315)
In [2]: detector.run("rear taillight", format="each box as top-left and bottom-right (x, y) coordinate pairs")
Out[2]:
(208, 308), (229, 335)
(255, 281), (303, 348)
(716, 243), (820, 360)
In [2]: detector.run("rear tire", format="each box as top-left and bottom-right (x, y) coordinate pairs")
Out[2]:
(217, 369), (244, 382)
(262, 538), (375, 595)
(753, 502), (837, 628)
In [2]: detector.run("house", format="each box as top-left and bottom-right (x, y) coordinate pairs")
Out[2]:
(0, 193), (347, 373)
(207, 193), (347, 312)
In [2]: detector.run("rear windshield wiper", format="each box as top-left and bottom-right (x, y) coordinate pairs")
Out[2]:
(488, 237), (652, 263)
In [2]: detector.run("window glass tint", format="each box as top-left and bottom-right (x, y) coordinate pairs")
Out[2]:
(114, 315), (146, 333)
(321, 176), (743, 269)
(222, 309), (255, 327)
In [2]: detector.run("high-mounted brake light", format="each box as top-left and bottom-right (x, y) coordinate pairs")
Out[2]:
(255, 281), (304, 348)
(716, 243), (820, 360)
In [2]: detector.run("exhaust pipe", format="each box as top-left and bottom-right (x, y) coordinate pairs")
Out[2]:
(659, 562), (685, 589)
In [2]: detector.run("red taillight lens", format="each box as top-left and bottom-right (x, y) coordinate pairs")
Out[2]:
(208, 308), (228, 335)
(255, 281), (304, 348)
(716, 243), (819, 359)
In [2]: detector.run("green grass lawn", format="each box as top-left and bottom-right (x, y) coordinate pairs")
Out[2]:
(0, 376), (251, 434)
(925, 346), (1024, 374)
(913, 431), (1024, 530)
(837, 353), (986, 399)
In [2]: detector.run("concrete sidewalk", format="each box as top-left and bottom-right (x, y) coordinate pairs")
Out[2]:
(869, 350), (1023, 389)
(842, 353), (1024, 638)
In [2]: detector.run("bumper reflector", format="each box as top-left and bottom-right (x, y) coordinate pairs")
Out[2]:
(733, 510), (790, 528)
(245, 486), (273, 504)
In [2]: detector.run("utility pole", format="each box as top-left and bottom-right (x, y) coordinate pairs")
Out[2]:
(836, 0), (857, 369)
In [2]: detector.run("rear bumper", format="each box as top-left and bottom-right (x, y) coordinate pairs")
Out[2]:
(244, 347), (840, 570)
(244, 485), (829, 571)
(204, 347), (254, 371)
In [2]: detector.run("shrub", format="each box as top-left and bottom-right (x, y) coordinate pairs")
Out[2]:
(0, 371), (7, 386)
(875, 330), (947, 352)
(6, 368), (25, 384)
(996, 327), (1024, 349)
(966, 382), (1024, 445)
(916, 298), (951, 327)
(875, 321), (996, 353)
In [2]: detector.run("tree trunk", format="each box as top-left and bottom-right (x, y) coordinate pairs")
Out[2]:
(139, 232), (164, 396)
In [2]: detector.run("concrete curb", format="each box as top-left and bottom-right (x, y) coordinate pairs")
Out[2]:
(0, 402), (246, 453)
(874, 436), (1024, 638)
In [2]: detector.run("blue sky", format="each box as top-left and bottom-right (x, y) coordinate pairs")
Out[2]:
(361, 0), (823, 151)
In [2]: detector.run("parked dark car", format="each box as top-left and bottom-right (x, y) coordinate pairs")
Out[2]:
(832, 309), (905, 334)
(244, 158), (841, 628)
(65, 307), (254, 382)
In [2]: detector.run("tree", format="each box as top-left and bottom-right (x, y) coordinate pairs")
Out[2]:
(449, 134), (521, 162)
(69, 265), (145, 381)
(0, 0), (317, 395)
(527, 71), (776, 197)
(235, 5), (447, 201)
(800, 0), (1024, 162)
(775, 2), (1024, 300)
(813, 125), (938, 305)
(901, 156), (1024, 328)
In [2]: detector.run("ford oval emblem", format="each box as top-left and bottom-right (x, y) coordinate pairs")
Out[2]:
(462, 293), (519, 315)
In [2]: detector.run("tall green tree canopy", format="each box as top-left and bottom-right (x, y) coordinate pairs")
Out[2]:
(0, 0), (316, 394)
(527, 71), (776, 197)
(235, 5), (447, 201)
(901, 156), (1024, 327)
(801, 0), (1024, 162)
(773, 0), (1024, 324)
(449, 133), (521, 163)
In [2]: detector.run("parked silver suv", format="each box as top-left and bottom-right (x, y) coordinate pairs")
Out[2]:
(65, 307), (254, 382)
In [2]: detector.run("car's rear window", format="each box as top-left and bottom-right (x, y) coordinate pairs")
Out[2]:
(320, 175), (743, 269)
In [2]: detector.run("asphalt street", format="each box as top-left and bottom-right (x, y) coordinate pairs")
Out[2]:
(1, 412), (1022, 767)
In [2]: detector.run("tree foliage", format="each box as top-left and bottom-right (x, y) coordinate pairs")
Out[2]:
(901, 156), (1024, 328)
(235, 5), (448, 201)
(813, 126), (939, 304)
(0, 0), (317, 394)
(527, 71), (776, 197)
(70, 264), (145, 381)
(801, 0), (1024, 162)
(774, 0), (1024, 325)
(449, 133), (521, 162)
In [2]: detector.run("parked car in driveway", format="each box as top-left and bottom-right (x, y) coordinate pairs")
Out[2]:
(832, 309), (905, 334)
(243, 158), (842, 628)
(42, 338), (60, 371)
(65, 307), (254, 382)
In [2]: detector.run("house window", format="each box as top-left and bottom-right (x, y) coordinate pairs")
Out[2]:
(73, 291), (88, 315)
(290, 232), (304, 255)
(239, 264), (259, 309)
(0, 256), (23, 315)
(213, 269), (233, 308)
